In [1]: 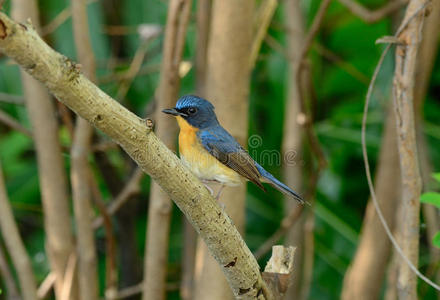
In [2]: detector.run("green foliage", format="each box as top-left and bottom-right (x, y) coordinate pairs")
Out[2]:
(420, 173), (440, 209)
(420, 173), (440, 249)
(433, 232), (440, 249)
(420, 192), (440, 209)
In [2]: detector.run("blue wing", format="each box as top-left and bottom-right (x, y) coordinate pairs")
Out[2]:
(197, 126), (264, 189)
(198, 125), (243, 153)
(198, 126), (304, 203)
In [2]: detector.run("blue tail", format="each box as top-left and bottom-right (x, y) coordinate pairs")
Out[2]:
(255, 163), (304, 204)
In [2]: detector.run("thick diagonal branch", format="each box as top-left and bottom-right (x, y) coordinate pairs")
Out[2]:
(0, 12), (272, 300)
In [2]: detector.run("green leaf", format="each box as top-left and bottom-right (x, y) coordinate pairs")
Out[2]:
(433, 232), (440, 248)
(433, 173), (440, 183)
(420, 192), (440, 208)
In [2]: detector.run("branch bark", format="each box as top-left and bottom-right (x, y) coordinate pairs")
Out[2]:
(11, 1), (75, 298)
(0, 12), (273, 300)
(142, 1), (191, 300)
(70, 0), (98, 299)
(0, 160), (37, 300)
(262, 246), (296, 300)
(392, 0), (426, 298)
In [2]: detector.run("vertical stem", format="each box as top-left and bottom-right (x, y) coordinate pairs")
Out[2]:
(70, 120), (97, 300)
(70, 1), (98, 299)
(283, 0), (306, 297)
(392, 0), (425, 298)
(142, 1), (192, 300)
(11, 1), (75, 298)
(0, 161), (37, 300)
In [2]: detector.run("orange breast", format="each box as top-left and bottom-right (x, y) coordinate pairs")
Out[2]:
(176, 116), (242, 186)
(176, 116), (199, 155)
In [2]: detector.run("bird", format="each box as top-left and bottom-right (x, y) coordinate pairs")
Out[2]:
(162, 95), (304, 203)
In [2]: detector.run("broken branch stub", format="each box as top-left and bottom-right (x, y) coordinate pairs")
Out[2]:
(262, 246), (296, 299)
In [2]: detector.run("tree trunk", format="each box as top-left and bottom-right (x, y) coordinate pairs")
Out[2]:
(193, 0), (254, 299)
(11, 1), (75, 298)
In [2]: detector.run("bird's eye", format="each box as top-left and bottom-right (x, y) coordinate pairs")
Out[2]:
(188, 107), (197, 114)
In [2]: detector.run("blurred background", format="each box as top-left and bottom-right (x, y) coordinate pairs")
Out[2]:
(0, 0), (439, 299)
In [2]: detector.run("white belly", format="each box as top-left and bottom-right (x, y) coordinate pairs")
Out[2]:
(180, 154), (242, 186)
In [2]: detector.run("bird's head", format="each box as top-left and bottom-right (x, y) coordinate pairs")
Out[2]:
(162, 95), (219, 129)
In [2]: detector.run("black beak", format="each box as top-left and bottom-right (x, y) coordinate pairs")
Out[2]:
(162, 108), (188, 117)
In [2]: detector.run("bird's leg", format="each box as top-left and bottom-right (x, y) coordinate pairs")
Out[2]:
(202, 180), (214, 196)
(203, 184), (214, 196)
(215, 184), (225, 201)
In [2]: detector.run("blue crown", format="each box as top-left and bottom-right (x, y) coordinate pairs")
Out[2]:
(176, 95), (215, 110)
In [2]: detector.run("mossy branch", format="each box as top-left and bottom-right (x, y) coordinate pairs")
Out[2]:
(0, 12), (274, 299)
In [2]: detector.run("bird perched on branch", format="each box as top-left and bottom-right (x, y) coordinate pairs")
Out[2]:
(163, 95), (304, 203)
